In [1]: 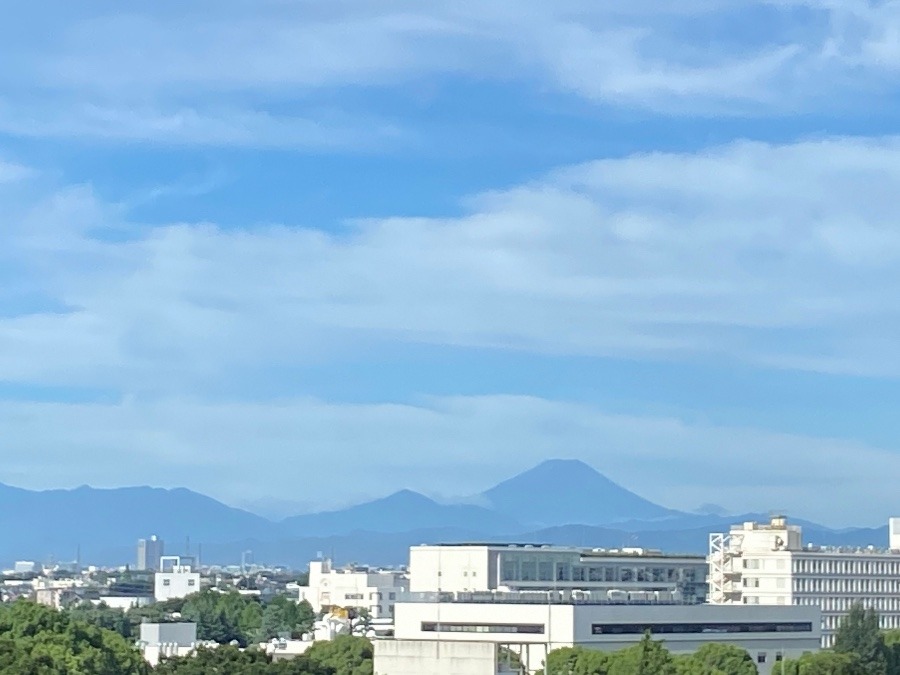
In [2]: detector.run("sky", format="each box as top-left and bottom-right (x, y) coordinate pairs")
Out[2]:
(2, 0), (900, 526)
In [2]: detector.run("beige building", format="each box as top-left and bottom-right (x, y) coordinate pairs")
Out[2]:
(294, 559), (408, 619)
(709, 515), (900, 647)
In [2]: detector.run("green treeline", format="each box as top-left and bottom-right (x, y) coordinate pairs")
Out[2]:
(0, 598), (372, 675)
(69, 589), (316, 645)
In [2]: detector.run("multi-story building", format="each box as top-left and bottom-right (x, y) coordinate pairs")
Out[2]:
(409, 544), (707, 603)
(709, 515), (900, 647)
(375, 592), (820, 675)
(294, 558), (408, 619)
(154, 556), (200, 602)
(137, 535), (165, 572)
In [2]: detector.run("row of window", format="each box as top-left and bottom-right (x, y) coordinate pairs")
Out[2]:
(591, 622), (813, 635)
(795, 558), (900, 576)
(795, 578), (900, 594)
(501, 559), (699, 584)
(343, 592), (397, 601)
(421, 622), (545, 634)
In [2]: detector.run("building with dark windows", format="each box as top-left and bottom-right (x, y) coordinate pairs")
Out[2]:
(375, 593), (820, 675)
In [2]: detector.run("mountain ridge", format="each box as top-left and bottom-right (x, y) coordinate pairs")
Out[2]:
(0, 460), (883, 567)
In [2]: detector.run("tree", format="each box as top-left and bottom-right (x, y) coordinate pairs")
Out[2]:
(305, 635), (374, 675)
(675, 643), (757, 675)
(607, 632), (676, 675)
(834, 604), (888, 675)
(779, 650), (865, 675)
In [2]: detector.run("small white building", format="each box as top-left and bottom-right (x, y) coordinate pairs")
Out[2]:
(709, 515), (900, 647)
(376, 594), (820, 675)
(138, 622), (198, 666)
(154, 557), (200, 602)
(294, 558), (408, 619)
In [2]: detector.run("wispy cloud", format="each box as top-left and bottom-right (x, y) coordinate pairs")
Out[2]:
(1, 1), (899, 147)
(3, 136), (900, 394)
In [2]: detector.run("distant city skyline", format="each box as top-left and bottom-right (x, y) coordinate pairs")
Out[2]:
(1, 2), (900, 526)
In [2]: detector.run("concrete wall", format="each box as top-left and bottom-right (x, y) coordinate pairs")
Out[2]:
(154, 567), (200, 601)
(410, 546), (493, 593)
(374, 639), (498, 675)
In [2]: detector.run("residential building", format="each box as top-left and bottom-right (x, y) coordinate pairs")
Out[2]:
(375, 592), (820, 675)
(409, 543), (707, 603)
(154, 557), (200, 602)
(137, 536), (165, 572)
(709, 515), (900, 647)
(294, 558), (408, 619)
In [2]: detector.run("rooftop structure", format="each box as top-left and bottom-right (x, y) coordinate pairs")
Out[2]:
(409, 543), (707, 604)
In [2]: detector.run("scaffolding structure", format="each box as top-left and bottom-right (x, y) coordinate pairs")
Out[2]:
(708, 532), (743, 604)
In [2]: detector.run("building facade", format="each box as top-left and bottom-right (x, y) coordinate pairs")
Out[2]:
(294, 559), (408, 619)
(154, 557), (200, 602)
(376, 595), (820, 675)
(709, 515), (900, 647)
(409, 544), (707, 603)
(137, 536), (165, 572)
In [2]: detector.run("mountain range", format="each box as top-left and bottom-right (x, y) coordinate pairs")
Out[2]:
(0, 459), (889, 568)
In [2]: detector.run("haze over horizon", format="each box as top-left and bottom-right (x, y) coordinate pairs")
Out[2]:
(2, 1), (900, 528)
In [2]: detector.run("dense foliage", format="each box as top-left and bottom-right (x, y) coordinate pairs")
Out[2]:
(69, 591), (315, 646)
(154, 636), (373, 675)
(0, 599), (149, 675)
(540, 634), (755, 675)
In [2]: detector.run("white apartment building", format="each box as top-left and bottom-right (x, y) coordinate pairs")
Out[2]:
(295, 559), (408, 619)
(154, 557), (200, 602)
(375, 594), (820, 675)
(709, 515), (900, 647)
(409, 544), (707, 603)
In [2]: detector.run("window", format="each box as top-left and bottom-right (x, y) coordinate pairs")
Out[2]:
(757, 653), (767, 664)
(423, 622), (544, 634)
(744, 559), (760, 570)
(389, 593), (396, 600)
(162, 579), (171, 586)
(187, 579), (196, 586)
(591, 622), (813, 635)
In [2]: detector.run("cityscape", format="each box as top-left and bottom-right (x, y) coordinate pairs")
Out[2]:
(4, 1), (900, 674)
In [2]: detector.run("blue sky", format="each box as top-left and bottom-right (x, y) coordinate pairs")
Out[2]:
(2, 0), (900, 526)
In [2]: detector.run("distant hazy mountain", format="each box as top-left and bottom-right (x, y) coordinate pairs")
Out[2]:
(281, 489), (523, 537)
(0, 482), (272, 566)
(0, 459), (889, 568)
(479, 459), (682, 528)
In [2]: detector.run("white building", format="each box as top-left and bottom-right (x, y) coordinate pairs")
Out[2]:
(709, 515), (900, 647)
(137, 536), (165, 572)
(138, 622), (199, 666)
(13, 561), (39, 575)
(294, 559), (408, 619)
(409, 544), (707, 603)
(375, 594), (820, 675)
(154, 557), (200, 602)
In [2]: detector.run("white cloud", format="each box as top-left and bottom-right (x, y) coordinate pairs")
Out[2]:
(3, 135), (900, 390)
(0, 392), (893, 526)
(0, 0), (898, 147)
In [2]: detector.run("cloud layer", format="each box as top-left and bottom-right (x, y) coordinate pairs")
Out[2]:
(2, 1), (900, 145)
